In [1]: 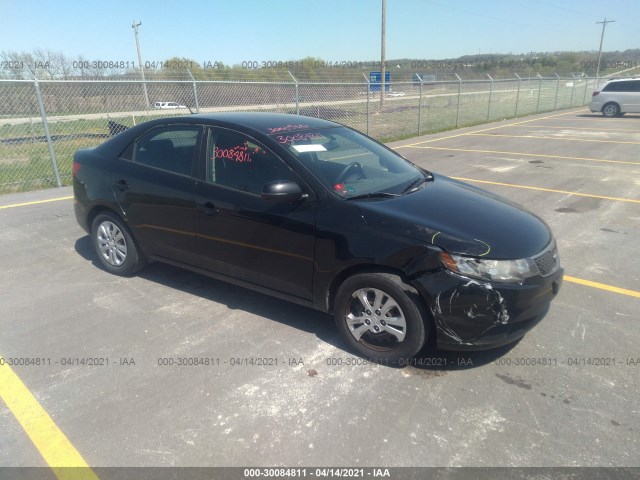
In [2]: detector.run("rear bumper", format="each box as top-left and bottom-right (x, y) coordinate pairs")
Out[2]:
(74, 200), (90, 234)
(73, 179), (91, 234)
(413, 268), (563, 351)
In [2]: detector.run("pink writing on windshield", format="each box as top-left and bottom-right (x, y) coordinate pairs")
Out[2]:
(267, 124), (310, 133)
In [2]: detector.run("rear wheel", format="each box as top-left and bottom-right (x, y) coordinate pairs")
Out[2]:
(602, 102), (621, 118)
(91, 213), (145, 276)
(334, 273), (428, 364)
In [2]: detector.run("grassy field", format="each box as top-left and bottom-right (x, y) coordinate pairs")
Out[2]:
(0, 79), (594, 194)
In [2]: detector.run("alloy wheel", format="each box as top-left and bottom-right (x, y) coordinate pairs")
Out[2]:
(96, 220), (128, 267)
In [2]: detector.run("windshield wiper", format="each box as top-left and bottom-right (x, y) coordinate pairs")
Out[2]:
(345, 191), (400, 200)
(401, 175), (432, 194)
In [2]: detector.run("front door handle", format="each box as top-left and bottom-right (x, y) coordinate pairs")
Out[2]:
(199, 201), (217, 216)
(112, 179), (130, 191)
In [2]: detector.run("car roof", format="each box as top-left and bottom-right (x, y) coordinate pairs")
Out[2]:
(186, 112), (341, 135)
(602, 77), (639, 84)
(596, 77), (639, 90)
(93, 112), (344, 156)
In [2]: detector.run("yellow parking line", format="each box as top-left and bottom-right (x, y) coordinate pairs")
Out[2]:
(0, 358), (99, 480)
(405, 146), (640, 166)
(0, 196), (73, 210)
(394, 110), (587, 148)
(467, 133), (640, 145)
(450, 176), (640, 204)
(564, 276), (640, 298)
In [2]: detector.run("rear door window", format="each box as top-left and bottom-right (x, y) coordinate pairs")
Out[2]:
(604, 81), (630, 92)
(121, 126), (201, 176)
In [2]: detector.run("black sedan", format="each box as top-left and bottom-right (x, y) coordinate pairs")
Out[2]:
(73, 112), (563, 363)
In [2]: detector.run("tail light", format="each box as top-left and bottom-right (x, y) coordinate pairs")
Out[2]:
(592, 91), (600, 97)
(72, 161), (81, 177)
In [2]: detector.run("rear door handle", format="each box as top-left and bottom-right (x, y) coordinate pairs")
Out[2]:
(199, 201), (217, 216)
(112, 179), (130, 191)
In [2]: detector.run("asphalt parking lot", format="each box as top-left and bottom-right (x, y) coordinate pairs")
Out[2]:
(1, 107), (638, 472)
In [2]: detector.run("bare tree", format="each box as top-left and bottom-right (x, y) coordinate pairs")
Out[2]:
(87, 61), (107, 79)
(53, 51), (74, 79)
(75, 55), (89, 78)
(33, 48), (58, 78)
(0, 50), (34, 79)
(30, 49), (73, 79)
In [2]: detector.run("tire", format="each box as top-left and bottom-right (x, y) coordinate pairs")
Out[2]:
(602, 102), (620, 118)
(334, 273), (428, 364)
(91, 212), (145, 276)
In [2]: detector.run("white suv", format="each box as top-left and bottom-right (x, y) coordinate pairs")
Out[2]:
(589, 78), (640, 117)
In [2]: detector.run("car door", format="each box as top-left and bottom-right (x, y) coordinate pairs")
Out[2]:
(625, 80), (640, 113)
(193, 127), (316, 300)
(110, 124), (202, 265)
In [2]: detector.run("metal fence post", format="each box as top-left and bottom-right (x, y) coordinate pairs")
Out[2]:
(514, 73), (521, 117)
(362, 73), (370, 135)
(32, 78), (62, 187)
(582, 77), (590, 105)
(553, 73), (560, 110)
(186, 69), (200, 113)
(415, 73), (423, 135)
(487, 74), (493, 121)
(455, 73), (462, 128)
(288, 71), (299, 115)
(569, 78), (576, 108)
(536, 73), (543, 114)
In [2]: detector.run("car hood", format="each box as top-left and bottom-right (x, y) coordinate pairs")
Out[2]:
(356, 174), (552, 259)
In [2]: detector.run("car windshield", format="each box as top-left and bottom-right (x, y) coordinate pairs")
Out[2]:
(272, 126), (427, 198)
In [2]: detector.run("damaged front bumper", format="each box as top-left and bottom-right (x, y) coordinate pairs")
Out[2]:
(413, 268), (563, 350)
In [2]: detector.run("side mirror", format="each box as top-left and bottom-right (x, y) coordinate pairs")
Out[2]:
(261, 180), (307, 203)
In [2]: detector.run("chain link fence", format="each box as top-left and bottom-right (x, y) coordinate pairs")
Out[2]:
(0, 75), (597, 194)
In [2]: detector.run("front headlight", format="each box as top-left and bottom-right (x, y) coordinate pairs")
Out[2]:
(440, 252), (540, 283)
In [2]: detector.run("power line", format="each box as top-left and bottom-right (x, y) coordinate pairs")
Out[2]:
(535, 1), (596, 19)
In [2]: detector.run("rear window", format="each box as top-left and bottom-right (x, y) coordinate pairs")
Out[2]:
(603, 81), (636, 92)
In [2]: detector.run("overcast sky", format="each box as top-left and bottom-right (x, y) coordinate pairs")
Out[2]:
(1, 0), (637, 64)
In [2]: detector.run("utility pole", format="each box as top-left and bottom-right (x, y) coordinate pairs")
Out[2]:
(595, 17), (614, 86)
(380, 0), (386, 107)
(132, 20), (150, 109)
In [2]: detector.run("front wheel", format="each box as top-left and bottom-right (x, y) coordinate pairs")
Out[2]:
(334, 273), (428, 364)
(91, 212), (145, 276)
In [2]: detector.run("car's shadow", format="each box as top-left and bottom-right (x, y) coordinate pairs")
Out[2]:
(576, 113), (640, 119)
(75, 236), (519, 373)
